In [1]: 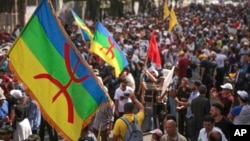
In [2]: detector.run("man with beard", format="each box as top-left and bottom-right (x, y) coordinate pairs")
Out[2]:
(210, 103), (231, 140)
(176, 80), (201, 141)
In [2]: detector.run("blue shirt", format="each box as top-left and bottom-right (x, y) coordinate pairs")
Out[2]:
(28, 99), (41, 130)
(186, 91), (199, 118)
(0, 100), (9, 127)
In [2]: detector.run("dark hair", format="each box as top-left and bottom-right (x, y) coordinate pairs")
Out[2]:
(25, 134), (41, 141)
(199, 85), (207, 95)
(165, 114), (177, 122)
(208, 130), (222, 141)
(124, 102), (135, 113)
(212, 103), (223, 113)
(204, 115), (215, 123)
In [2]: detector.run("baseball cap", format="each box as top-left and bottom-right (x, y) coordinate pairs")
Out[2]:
(220, 83), (233, 90)
(150, 129), (162, 137)
(10, 89), (23, 99)
(237, 90), (249, 101)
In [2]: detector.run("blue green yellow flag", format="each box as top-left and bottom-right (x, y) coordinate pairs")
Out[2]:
(8, 0), (109, 140)
(90, 21), (128, 77)
(71, 10), (93, 41)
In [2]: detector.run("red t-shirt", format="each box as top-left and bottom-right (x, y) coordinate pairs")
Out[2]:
(218, 92), (234, 116)
(178, 57), (189, 78)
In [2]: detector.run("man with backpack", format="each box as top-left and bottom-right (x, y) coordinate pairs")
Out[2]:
(113, 92), (144, 141)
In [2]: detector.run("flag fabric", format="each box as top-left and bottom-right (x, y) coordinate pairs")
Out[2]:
(147, 31), (161, 68)
(163, 3), (170, 19)
(161, 66), (175, 95)
(168, 7), (178, 32)
(90, 21), (128, 77)
(8, 0), (109, 140)
(71, 10), (93, 41)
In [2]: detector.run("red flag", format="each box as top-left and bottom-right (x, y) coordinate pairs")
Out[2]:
(147, 31), (161, 68)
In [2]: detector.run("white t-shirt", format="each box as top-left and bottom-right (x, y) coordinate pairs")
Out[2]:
(215, 53), (227, 68)
(114, 86), (134, 112)
(198, 127), (228, 141)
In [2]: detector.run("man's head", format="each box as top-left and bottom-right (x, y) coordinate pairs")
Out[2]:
(165, 119), (177, 137)
(203, 115), (215, 133)
(210, 103), (223, 117)
(120, 79), (128, 90)
(208, 130), (222, 141)
(237, 90), (249, 103)
(220, 83), (233, 97)
(0, 125), (13, 141)
(0, 69), (5, 78)
(199, 85), (207, 95)
(124, 102), (135, 114)
(165, 114), (177, 122)
(181, 77), (189, 88)
(192, 80), (201, 91)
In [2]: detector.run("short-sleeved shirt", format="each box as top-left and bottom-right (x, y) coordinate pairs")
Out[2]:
(114, 86), (134, 112)
(160, 132), (187, 141)
(113, 111), (144, 141)
(200, 59), (212, 79)
(0, 100), (8, 127)
(198, 127), (228, 141)
(178, 57), (189, 78)
(218, 93), (234, 116)
(230, 104), (250, 125)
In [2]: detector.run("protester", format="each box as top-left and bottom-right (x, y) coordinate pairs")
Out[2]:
(175, 77), (191, 137)
(211, 83), (235, 117)
(9, 89), (32, 141)
(160, 119), (187, 141)
(0, 88), (9, 128)
(210, 103), (231, 140)
(91, 87), (114, 141)
(0, 1), (250, 140)
(78, 125), (97, 141)
(228, 90), (250, 125)
(150, 128), (163, 141)
(198, 115), (227, 141)
(191, 85), (210, 140)
(113, 92), (144, 141)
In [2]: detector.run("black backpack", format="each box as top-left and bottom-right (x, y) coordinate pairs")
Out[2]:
(120, 115), (143, 141)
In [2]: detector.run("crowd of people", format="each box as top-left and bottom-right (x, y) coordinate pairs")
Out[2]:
(0, 1), (250, 141)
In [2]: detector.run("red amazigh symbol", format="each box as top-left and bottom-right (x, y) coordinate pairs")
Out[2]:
(100, 36), (116, 59)
(34, 43), (90, 123)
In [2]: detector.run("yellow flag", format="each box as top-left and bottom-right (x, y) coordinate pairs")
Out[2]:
(163, 3), (170, 19)
(168, 7), (178, 32)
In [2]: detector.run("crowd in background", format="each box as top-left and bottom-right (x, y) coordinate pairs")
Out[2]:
(0, 1), (250, 141)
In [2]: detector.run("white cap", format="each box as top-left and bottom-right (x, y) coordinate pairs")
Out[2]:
(10, 89), (23, 99)
(220, 83), (233, 90)
(237, 90), (249, 101)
